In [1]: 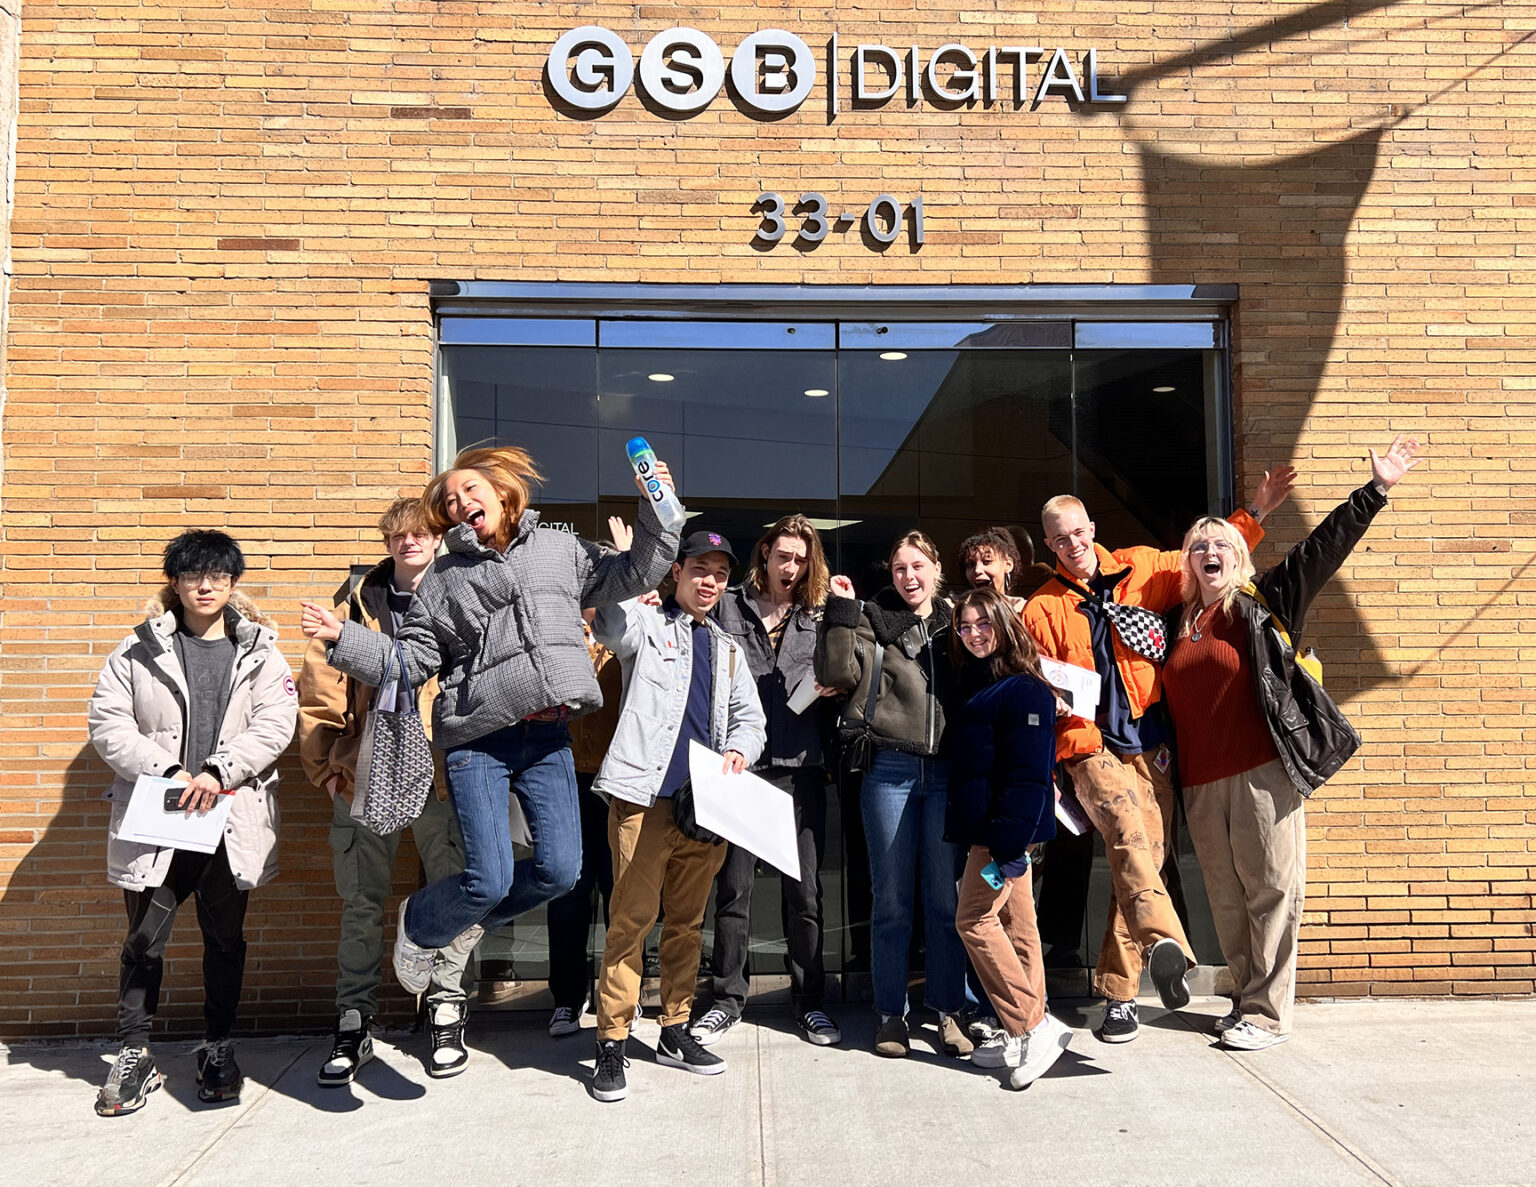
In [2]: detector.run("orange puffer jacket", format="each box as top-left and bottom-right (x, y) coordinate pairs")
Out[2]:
(1022, 511), (1263, 761)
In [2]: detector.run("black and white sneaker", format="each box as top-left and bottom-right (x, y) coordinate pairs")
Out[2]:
(689, 1007), (738, 1047)
(94, 1044), (161, 1116)
(428, 1001), (470, 1078)
(318, 1009), (374, 1086)
(592, 1038), (629, 1102)
(1097, 999), (1140, 1043)
(1148, 938), (1192, 1010)
(548, 1005), (582, 1038)
(797, 1009), (842, 1046)
(195, 1038), (244, 1104)
(657, 1023), (727, 1075)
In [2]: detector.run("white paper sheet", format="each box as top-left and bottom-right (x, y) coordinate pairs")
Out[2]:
(687, 741), (801, 880)
(1054, 783), (1091, 837)
(1039, 657), (1101, 720)
(114, 773), (234, 854)
(786, 669), (822, 715)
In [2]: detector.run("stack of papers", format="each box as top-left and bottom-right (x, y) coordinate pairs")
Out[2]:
(112, 774), (234, 854)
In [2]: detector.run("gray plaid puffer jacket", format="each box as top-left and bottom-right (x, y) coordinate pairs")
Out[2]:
(327, 499), (679, 749)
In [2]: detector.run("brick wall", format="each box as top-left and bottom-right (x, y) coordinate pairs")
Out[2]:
(1, 0), (1531, 1036)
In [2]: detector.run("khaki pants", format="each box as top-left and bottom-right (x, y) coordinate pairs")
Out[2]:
(955, 846), (1046, 1038)
(1184, 758), (1305, 1036)
(1069, 749), (1193, 1001)
(330, 792), (472, 1014)
(597, 798), (729, 1040)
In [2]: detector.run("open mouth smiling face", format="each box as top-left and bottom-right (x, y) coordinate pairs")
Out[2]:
(442, 470), (501, 542)
(1190, 536), (1235, 592)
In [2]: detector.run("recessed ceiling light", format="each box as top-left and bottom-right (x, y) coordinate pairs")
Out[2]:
(1152, 385), (1175, 393)
(648, 372), (675, 382)
(879, 351), (907, 361)
(804, 388), (829, 397)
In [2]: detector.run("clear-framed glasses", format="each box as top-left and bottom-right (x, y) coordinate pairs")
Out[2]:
(175, 571), (234, 589)
(1189, 540), (1234, 557)
(957, 621), (995, 638)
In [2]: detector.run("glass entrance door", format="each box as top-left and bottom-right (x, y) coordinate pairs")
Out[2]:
(438, 312), (1229, 1002)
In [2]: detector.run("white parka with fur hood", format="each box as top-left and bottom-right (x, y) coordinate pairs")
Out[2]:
(88, 588), (298, 891)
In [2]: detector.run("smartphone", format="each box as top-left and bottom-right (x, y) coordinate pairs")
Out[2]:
(163, 787), (187, 812)
(980, 861), (1005, 890)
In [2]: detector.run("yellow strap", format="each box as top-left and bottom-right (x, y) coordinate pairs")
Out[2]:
(1244, 583), (1323, 684)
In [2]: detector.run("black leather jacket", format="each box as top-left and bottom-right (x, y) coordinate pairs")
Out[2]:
(713, 583), (827, 769)
(1166, 481), (1388, 796)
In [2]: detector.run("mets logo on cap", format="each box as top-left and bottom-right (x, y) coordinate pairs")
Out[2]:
(708, 533), (724, 546)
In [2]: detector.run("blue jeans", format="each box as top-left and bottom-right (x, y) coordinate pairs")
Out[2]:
(860, 748), (966, 1017)
(405, 721), (581, 949)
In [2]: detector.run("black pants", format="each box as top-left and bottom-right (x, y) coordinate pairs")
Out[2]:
(545, 775), (615, 1010)
(709, 766), (829, 1017)
(116, 844), (249, 1045)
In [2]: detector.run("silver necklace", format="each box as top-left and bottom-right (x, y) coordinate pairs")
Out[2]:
(1189, 602), (1220, 642)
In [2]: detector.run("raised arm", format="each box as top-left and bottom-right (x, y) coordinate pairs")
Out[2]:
(578, 463), (683, 609)
(1254, 437), (1421, 639)
(814, 578), (865, 691)
(304, 569), (450, 689)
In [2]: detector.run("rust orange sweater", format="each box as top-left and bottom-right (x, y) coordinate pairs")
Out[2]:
(1161, 605), (1280, 787)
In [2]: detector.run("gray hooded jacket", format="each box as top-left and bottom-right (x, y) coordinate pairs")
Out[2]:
(327, 498), (680, 750)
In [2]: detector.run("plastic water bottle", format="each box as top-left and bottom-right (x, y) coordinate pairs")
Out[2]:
(624, 436), (687, 532)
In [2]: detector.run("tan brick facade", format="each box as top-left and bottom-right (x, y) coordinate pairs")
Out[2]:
(1, 1), (1532, 1036)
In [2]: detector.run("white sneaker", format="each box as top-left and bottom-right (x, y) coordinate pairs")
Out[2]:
(393, 900), (438, 995)
(972, 1032), (1025, 1069)
(549, 1005), (581, 1038)
(1221, 1021), (1289, 1051)
(690, 1008), (739, 1047)
(1009, 1014), (1072, 1089)
(1215, 1010), (1241, 1036)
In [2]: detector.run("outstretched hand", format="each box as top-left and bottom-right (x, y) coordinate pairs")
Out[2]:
(607, 516), (633, 552)
(300, 600), (343, 642)
(1370, 435), (1423, 491)
(1250, 464), (1298, 520)
(828, 575), (856, 600)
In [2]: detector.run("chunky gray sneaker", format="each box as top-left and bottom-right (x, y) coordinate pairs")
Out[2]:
(393, 899), (438, 995)
(318, 1009), (374, 1086)
(689, 1007), (738, 1047)
(195, 1038), (243, 1104)
(1214, 1009), (1240, 1035)
(95, 1045), (161, 1116)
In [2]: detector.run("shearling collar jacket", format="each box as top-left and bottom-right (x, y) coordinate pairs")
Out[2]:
(815, 586), (955, 757)
(88, 587), (298, 891)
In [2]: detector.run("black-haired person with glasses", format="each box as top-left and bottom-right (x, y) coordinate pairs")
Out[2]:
(88, 530), (297, 1116)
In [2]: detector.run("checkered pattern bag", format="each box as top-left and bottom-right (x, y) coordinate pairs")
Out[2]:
(1098, 600), (1170, 663)
(351, 640), (434, 836)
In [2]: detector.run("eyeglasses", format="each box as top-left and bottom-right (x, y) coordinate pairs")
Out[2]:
(1189, 540), (1234, 556)
(957, 621), (994, 638)
(175, 571), (234, 589)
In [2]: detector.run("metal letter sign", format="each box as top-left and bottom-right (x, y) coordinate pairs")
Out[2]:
(545, 26), (1126, 118)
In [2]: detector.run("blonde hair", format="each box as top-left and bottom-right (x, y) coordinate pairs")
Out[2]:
(377, 497), (433, 540)
(422, 446), (543, 549)
(1177, 516), (1257, 633)
(1040, 494), (1087, 531)
(888, 530), (945, 596)
(748, 514), (830, 609)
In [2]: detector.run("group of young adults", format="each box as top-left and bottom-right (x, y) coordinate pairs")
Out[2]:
(85, 430), (1423, 1113)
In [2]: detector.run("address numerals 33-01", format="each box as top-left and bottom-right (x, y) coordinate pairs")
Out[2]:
(753, 192), (925, 247)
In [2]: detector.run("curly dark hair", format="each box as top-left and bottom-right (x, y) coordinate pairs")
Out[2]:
(957, 527), (1024, 593)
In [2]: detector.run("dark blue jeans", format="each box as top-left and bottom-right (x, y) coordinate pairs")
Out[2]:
(405, 721), (581, 949)
(860, 748), (966, 1017)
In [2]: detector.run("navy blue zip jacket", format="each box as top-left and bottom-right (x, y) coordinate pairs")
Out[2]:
(945, 670), (1059, 864)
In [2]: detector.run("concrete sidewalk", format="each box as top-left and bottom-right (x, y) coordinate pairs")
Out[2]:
(4, 997), (1532, 1187)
